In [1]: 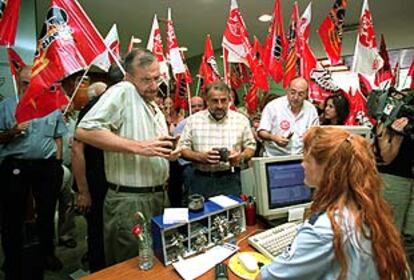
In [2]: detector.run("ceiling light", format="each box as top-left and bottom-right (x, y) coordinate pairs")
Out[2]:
(258, 14), (272, 22)
(179, 47), (188, 52)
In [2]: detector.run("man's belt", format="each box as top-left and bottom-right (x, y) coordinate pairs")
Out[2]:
(108, 183), (164, 193)
(194, 168), (240, 177)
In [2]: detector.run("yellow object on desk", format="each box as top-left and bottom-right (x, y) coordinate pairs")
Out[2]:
(229, 251), (271, 280)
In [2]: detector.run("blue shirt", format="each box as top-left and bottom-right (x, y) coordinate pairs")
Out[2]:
(261, 210), (381, 280)
(0, 97), (67, 161)
(173, 118), (190, 166)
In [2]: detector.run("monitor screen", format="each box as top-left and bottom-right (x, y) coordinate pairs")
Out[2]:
(265, 160), (312, 208)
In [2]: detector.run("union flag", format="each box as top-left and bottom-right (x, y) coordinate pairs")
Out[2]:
(16, 0), (106, 123)
(317, 0), (347, 65)
(283, 2), (300, 89)
(262, 0), (286, 83)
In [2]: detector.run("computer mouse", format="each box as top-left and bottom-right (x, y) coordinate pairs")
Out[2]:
(238, 252), (258, 273)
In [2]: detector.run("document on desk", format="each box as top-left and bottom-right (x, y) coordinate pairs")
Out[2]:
(173, 243), (239, 280)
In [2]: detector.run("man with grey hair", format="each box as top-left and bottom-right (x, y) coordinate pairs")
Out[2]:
(76, 48), (178, 265)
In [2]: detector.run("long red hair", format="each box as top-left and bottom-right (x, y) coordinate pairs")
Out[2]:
(303, 127), (409, 280)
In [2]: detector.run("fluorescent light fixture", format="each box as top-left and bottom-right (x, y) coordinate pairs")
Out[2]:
(179, 47), (188, 52)
(258, 14), (272, 22)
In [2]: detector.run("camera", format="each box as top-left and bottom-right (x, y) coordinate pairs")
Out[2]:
(213, 147), (229, 162)
(367, 87), (414, 137)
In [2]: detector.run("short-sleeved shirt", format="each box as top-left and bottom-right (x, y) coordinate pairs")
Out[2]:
(0, 97), (67, 162)
(261, 210), (380, 280)
(178, 109), (256, 172)
(77, 81), (169, 187)
(258, 96), (319, 156)
(173, 118), (191, 166)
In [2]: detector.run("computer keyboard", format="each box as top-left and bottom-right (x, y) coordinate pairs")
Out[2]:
(248, 222), (300, 260)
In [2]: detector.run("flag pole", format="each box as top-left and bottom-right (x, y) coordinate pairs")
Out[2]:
(11, 74), (19, 102)
(195, 75), (201, 96)
(107, 47), (126, 76)
(187, 82), (192, 115)
(63, 65), (92, 116)
(223, 48), (228, 84)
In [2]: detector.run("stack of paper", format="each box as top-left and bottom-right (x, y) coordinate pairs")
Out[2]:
(209, 195), (239, 208)
(173, 243), (239, 280)
(163, 208), (189, 224)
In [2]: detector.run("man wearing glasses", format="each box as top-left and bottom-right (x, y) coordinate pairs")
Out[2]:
(76, 48), (179, 266)
(258, 77), (319, 156)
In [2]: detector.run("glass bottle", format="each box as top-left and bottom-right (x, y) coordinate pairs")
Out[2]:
(138, 231), (154, 270)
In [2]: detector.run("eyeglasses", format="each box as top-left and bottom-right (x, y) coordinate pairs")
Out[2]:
(138, 76), (162, 85)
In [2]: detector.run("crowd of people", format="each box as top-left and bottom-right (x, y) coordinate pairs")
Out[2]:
(0, 48), (412, 279)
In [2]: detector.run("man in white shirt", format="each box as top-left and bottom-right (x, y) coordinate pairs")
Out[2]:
(76, 48), (179, 265)
(258, 77), (319, 156)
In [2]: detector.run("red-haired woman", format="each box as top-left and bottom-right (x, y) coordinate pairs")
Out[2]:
(259, 127), (411, 280)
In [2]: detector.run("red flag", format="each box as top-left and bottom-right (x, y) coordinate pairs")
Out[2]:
(351, 0), (383, 76)
(283, 2), (300, 89)
(174, 73), (190, 110)
(374, 34), (392, 86)
(93, 24), (120, 72)
(408, 59), (414, 89)
(16, 0), (106, 123)
(7, 48), (26, 76)
(229, 63), (249, 89)
(17, 84), (69, 121)
(245, 85), (259, 113)
(198, 34), (221, 93)
(222, 0), (268, 91)
(252, 36), (263, 61)
(0, 0), (21, 46)
(358, 73), (373, 96)
(263, 0), (286, 83)
(344, 88), (375, 126)
(317, 0), (347, 65)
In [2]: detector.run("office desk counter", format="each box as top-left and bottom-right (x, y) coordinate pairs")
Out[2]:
(81, 223), (265, 280)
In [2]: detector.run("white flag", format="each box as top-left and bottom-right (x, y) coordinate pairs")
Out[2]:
(222, 0), (248, 64)
(351, 0), (383, 76)
(92, 24), (120, 72)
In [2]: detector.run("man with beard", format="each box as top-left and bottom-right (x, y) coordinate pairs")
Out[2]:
(178, 81), (256, 198)
(75, 48), (179, 265)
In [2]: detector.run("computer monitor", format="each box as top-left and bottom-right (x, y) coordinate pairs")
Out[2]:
(251, 155), (311, 221)
(324, 125), (373, 143)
